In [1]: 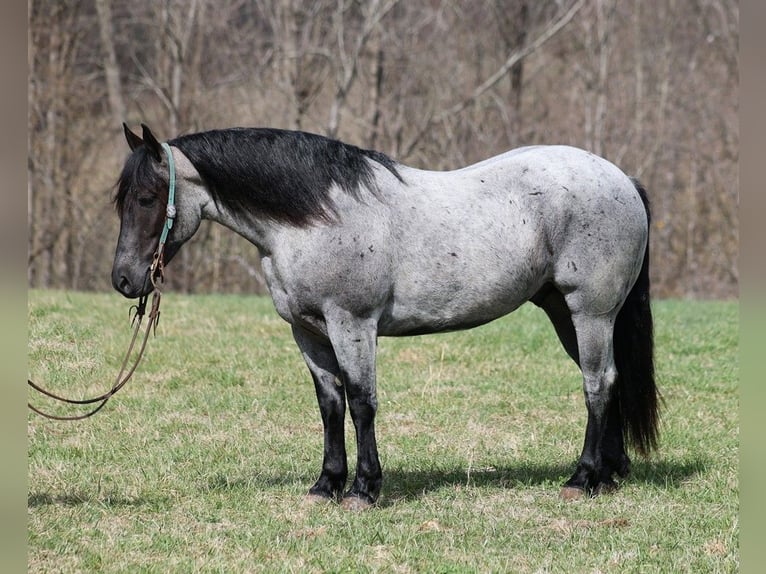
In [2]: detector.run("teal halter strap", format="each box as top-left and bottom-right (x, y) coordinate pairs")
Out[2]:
(160, 142), (176, 246)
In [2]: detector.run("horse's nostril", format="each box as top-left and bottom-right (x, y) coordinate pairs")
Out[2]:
(118, 275), (131, 294)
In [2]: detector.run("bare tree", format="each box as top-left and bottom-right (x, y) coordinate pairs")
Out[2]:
(95, 0), (126, 128)
(326, 0), (401, 138)
(436, 0), (584, 121)
(28, 0), (93, 288)
(493, 0), (530, 146)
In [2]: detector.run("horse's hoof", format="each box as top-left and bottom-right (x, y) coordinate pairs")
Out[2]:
(560, 486), (586, 501)
(303, 493), (334, 507)
(340, 495), (374, 511)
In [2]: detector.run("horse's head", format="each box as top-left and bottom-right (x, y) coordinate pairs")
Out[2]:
(111, 124), (197, 298)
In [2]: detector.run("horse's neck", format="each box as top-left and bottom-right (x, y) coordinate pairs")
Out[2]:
(202, 200), (278, 254)
(172, 145), (276, 254)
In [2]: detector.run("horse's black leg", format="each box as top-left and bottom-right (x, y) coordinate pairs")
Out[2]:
(602, 395), (631, 479)
(325, 312), (381, 510)
(291, 326), (348, 502)
(562, 312), (626, 499)
(534, 288), (631, 486)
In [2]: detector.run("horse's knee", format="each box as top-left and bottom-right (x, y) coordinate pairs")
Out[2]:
(346, 393), (378, 427)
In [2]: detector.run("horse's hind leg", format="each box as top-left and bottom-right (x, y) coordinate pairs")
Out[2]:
(562, 311), (630, 499)
(292, 326), (348, 503)
(533, 288), (629, 497)
(532, 285), (579, 365)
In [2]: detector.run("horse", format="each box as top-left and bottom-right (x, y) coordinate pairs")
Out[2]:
(113, 123), (659, 509)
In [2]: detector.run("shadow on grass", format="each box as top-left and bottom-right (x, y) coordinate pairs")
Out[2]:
(382, 455), (707, 503)
(380, 461), (573, 505)
(29, 456), (708, 509)
(198, 454), (708, 505)
(28, 491), (172, 510)
(629, 456), (711, 488)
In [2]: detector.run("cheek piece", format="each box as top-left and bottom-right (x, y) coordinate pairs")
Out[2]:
(149, 142), (177, 289)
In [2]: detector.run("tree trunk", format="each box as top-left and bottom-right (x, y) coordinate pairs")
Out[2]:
(95, 0), (126, 127)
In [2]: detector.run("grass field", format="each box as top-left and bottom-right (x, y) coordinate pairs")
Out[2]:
(28, 291), (738, 573)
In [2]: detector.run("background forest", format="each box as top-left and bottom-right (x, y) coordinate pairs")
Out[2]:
(28, 0), (739, 299)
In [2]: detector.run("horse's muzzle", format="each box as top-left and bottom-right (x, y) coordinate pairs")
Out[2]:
(112, 266), (153, 299)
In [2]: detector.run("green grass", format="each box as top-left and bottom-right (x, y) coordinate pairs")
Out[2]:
(28, 291), (738, 573)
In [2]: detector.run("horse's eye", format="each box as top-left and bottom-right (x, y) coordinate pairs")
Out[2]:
(138, 196), (156, 208)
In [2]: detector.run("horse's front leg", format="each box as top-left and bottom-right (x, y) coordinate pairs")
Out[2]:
(325, 311), (381, 510)
(292, 325), (348, 503)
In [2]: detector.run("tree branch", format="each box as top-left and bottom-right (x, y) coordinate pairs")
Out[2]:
(436, 0), (585, 121)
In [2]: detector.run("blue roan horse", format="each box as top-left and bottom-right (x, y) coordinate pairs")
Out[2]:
(113, 124), (659, 509)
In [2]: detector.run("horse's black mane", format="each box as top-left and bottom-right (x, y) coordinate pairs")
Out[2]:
(115, 127), (402, 226)
(187, 128), (404, 225)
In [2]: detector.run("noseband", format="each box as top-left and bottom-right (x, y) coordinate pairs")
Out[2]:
(28, 143), (177, 420)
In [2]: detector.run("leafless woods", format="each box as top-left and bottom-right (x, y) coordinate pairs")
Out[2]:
(28, 0), (738, 298)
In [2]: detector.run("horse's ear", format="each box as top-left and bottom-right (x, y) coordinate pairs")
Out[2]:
(140, 123), (164, 162)
(123, 122), (144, 151)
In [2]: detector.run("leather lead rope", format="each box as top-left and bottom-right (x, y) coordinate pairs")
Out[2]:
(27, 291), (162, 420)
(28, 141), (176, 421)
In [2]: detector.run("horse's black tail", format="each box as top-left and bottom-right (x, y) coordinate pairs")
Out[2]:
(614, 178), (660, 456)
